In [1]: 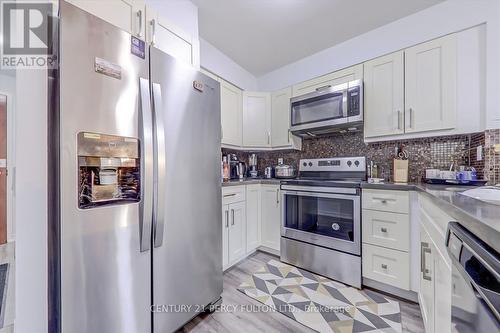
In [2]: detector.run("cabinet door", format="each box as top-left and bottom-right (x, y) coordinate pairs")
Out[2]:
(145, 7), (199, 67)
(66, 0), (145, 37)
(419, 228), (435, 333)
(228, 201), (246, 264)
(242, 92), (271, 148)
(246, 185), (261, 252)
(222, 204), (229, 269)
(405, 34), (456, 133)
(291, 64), (363, 97)
(271, 87), (291, 147)
(434, 249), (452, 333)
(220, 79), (243, 147)
(261, 185), (281, 251)
(364, 52), (404, 138)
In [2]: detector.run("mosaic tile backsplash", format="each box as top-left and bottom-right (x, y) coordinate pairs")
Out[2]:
(223, 131), (491, 183)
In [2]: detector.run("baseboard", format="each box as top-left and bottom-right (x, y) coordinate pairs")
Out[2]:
(257, 246), (279, 256)
(363, 277), (419, 303)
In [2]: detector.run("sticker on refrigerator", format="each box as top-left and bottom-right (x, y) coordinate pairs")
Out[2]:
(94, 57), (122, 80)
(131, 36), (145, 59)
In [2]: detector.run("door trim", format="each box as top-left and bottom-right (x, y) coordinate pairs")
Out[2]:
(0, 91), (15, 242)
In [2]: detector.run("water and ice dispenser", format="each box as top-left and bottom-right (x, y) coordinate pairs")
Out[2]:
(77, 132), (140, 209)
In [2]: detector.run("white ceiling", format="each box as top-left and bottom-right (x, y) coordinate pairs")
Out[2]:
(193, 0), (445, 77)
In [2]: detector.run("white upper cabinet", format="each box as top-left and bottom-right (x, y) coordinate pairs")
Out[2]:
(66, 0), (146, 37)
(220, 79), (243, 147)
(270, 87), (302, 150)
(291, 64), (363, 97)
(145, 7), (200, 68)
(364, 51), (404, 138)
(405, 34), (456, 133)
(271, 88), (291, 148)
(242, 92), (271, 148)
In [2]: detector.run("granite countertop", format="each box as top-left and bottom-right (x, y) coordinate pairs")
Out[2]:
(221, 178), (281, 187)
(362, 181), (500, 252)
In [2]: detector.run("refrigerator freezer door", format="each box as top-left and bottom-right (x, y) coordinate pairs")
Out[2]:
(150, 47), (223, 332)
(59, 2), (151, 332)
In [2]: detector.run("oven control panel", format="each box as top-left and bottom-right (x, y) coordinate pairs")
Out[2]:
(299, 157), (366, 172)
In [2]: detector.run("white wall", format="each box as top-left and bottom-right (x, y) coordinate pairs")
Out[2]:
(257, 0), (500, 129)
(200, 38), (258, 90)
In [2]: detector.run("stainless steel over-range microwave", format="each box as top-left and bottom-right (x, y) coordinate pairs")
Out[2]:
(290, 79), (363, 137)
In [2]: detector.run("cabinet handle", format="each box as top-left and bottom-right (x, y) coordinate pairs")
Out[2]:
(276, 189), (280, 204)
(381, 200), (387, 204)
(380, 227), (387, 233)
(225, 210), (229, 228)
(231, 209), (235, 225)
(315, 85), (332, 92)
(150, 19), (156, 45)
(288, 129), (291, 143)
(136, 10), (143, 37)
(381, 264), (388, 269)
(223, 193), (236, 198)
(397, 110), (402, 130)
(267, 131), (270, 145)
(408, 108), (413, 129)
(421, 242), (432, 281)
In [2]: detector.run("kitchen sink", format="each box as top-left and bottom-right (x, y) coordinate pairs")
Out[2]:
(458, 186), (500, 205)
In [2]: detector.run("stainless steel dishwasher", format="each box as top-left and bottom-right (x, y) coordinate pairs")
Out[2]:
(446, 222), (499, 333)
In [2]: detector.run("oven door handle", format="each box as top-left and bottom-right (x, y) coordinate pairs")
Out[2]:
(282, 190), (359, 201)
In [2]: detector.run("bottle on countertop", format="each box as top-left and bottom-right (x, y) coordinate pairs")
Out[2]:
(222, 156), (229, 181)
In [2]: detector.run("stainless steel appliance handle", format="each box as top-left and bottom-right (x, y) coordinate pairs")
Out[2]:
(231, 209), (235, 225)
(139, 78), (154, 252)
(281, 189), (359, 201)
(152, 83), (166, 248)
(136, 9), (143, 37)
(281, 185), (358, 195)
(342, 89), (348, 118)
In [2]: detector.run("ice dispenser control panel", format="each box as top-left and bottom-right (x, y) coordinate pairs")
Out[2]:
(77, 132), (140, 209)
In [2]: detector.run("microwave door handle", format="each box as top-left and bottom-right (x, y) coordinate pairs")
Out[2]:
(152, 83), (166, 248)
(139, 78), (154, 252)
(343, 89), (348, 118)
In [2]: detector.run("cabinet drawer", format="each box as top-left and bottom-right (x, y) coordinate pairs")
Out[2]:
(362, 209), (409, 252)
(362, 243), (410, 290)
(362, 189), (409, 214)
(222, 186), (246, 205)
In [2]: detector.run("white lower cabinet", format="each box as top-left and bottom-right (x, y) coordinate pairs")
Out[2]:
(418, 195), (452, 333)
(222, 183), (281, 270)
(246, 185), (261, 252)
(362, 243), (410, 290)
(419, 227), (435, 333)
(227, 201), (246, 264)
(222, 186), (247, 270)
(261, 184), (281, 251)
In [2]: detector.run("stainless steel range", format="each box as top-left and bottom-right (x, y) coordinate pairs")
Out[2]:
(280, 156), (366, 288)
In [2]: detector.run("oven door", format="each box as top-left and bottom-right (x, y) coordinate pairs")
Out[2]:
(281, 189), (360, 255)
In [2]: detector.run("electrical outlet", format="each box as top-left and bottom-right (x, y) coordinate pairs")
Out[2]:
(495, 144), (500, 153)
(477, 146), (483, 161)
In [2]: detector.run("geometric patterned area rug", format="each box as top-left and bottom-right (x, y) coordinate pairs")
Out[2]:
(238, 260), (402, 333)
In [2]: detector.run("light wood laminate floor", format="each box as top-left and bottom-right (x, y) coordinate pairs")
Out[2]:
(178, 251), (425, 333)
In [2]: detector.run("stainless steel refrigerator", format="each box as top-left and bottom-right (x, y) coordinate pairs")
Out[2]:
(49, 2), (222, 332)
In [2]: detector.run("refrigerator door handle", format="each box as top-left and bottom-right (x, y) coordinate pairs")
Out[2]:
(139, 78), (154, 252)
(152, 82), (166, 248)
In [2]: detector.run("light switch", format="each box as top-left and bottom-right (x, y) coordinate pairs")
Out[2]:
(477, 146), (482, 161)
